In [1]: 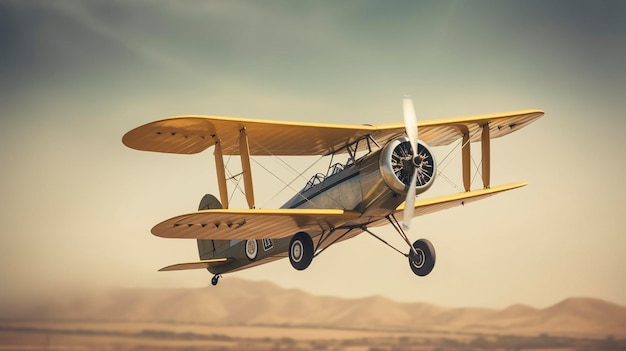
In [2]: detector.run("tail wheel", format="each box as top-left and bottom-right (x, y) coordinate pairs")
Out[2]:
(408, 239), (436, 276)
(289, 232), (314, 271)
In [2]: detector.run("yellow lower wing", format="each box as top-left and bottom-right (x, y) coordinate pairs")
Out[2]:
(153, 184), (526, 241)
(152, 208), (361, 240)
(369, 182), (528, 227)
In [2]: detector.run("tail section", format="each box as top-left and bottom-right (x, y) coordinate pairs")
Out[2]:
(159, 258), (233, 271)
(196, 194), (230, 259)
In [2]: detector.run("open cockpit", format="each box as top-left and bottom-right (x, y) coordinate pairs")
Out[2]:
(303, 135), (381, 191)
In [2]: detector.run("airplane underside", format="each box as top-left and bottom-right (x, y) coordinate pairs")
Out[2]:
(204, 216), (437, 286)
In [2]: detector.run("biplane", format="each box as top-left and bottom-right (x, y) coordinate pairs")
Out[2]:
(123, 98), (544, 286)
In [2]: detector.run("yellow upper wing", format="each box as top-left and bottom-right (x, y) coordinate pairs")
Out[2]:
(122, 110), (544, 155)
(152, 208), (361, 240)
(373, 110), (544, 147)
(123, 116), (376, 155)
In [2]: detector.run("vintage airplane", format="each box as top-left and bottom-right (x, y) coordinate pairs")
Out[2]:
(123, 98), (544, 286)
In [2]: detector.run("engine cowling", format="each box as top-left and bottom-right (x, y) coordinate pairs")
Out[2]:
(380, 137), (436, 195)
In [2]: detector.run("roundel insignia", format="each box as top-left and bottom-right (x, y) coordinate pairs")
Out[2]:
(245, 239), (258, 260)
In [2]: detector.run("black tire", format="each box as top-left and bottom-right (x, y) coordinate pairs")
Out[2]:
(289, 232), (314, 270)
(408, 239), (436, 276)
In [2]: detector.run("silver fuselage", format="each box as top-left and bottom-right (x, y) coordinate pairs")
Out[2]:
(206, 136), (432, 274)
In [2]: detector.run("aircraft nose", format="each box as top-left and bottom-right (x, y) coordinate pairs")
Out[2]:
(412, 155), (424, 167)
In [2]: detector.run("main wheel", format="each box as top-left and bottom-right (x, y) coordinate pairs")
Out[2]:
(408, 239), (436, 276)
(289, 232), (314, 271)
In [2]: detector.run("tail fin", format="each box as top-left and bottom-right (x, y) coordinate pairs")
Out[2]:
(196, 194), (230, 259)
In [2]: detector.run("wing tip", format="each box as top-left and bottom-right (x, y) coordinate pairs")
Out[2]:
(122, 118), (215, 155)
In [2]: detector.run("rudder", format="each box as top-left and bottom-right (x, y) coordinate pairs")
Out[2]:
(196, 194), (230, 259)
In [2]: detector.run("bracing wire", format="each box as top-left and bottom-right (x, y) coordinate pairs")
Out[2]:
(248, 139), (347, 209)
(433, 138), (466, 191)
(252, 156), (327, 208)
(222, 154), (247, 204)
(471, 159), (483, 188)
(437, 172), (460, 190)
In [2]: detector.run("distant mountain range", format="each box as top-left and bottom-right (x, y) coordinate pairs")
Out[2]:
(2, 278), (625, 337)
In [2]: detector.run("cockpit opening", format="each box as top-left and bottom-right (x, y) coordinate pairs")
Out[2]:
(303, 135), (380, 191)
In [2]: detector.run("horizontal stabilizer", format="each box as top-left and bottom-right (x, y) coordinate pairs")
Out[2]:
(159, 258), (233, 272)
(152, 208), (361, 240)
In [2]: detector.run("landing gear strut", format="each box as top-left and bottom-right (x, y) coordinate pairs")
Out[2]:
(362, 214), (437, 277)
(211, 274), (221, 286)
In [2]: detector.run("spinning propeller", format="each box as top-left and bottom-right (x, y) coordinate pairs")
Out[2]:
(402, 96), (418, 231)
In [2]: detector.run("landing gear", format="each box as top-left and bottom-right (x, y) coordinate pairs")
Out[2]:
(211, 274), (222, 286)
(408, 239), (436, 276)
(289, 232), (314, 270)
(362, 215), (437, 277)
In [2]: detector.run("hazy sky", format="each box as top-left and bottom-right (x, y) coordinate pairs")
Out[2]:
(1, 0), (625, 309)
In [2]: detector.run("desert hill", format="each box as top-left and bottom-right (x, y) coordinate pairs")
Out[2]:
(1, 278), (624, 337)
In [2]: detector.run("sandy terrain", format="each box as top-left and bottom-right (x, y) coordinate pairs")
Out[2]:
(1, 321), (622, 351)
(1, 279), (625, 350)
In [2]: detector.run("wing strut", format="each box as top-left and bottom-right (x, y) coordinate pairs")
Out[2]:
(460, 124), (491, 191)
(481, 124), (491, 189)
(462, 130), (471, 192)
(239, 128), (255, 209)
(213, 139), (229, 209)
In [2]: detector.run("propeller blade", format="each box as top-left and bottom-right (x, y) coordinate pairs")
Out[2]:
(403, 96), (418, 155)
(402, 170), (417, 230)
(402, 96), (419, 230)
